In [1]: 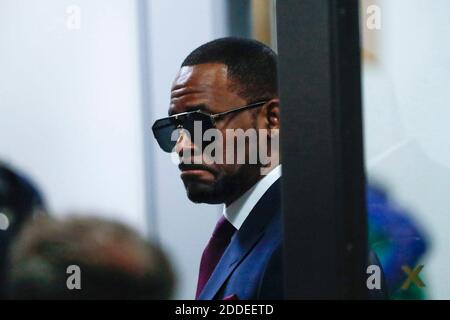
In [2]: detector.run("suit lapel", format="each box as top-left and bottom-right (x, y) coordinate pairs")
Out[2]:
(198, 179), (281, 300)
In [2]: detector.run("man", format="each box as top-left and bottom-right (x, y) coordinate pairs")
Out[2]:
(152, 37), (387, 300)
(7, 215), (175, 300)
(152, 37), (282, 300)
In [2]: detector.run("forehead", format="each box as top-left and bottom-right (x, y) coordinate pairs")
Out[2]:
(171, 63), (228, 92)
(169, 63), (242, 115)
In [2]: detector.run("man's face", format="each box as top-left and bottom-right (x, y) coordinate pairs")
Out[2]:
(169, 63), (262, 205)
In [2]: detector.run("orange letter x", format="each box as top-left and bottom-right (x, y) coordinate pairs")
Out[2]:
(401, 265), (425, 290)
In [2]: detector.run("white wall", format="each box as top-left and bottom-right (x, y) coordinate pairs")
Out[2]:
(0, 0), (228, 300)
(0, 0), (148, 234)
(363, 0), (450, 299)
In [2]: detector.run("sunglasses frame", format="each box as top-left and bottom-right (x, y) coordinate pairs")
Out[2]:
(152, 100), (268, 152)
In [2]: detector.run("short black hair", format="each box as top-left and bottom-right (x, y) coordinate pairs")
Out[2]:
(181, 37), (278, 102)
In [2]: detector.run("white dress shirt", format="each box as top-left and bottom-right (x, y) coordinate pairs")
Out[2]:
(223, 165), (282, 230)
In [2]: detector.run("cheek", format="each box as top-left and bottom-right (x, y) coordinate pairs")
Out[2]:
(220, 131), (245, 164)
(214, 163), (243, 181)
(222, 134), (257, 166)
(213, 116), (257, 166)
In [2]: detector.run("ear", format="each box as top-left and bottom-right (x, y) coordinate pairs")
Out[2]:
(264, 98), (280, 130)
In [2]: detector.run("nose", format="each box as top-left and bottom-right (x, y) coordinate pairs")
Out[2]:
(175, 128), (194, 158)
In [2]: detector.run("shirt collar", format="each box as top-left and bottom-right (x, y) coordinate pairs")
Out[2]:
(223, 165), (282, 230)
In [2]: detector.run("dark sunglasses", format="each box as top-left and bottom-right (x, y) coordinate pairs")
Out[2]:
(152, 101), (267, 153)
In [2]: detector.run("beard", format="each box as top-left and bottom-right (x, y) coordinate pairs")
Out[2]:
(181, 165), (260, 205)
(182, 176), (229, 204)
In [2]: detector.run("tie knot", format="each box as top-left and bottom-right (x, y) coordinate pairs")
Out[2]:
(212, 216), (236, 241)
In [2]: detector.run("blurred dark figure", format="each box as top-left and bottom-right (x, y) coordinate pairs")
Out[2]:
(6, 215), (175, 300)
(0, 161), (46, 298)
(367, 184), (428, 299)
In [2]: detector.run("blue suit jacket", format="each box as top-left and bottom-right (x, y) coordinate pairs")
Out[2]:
(197, 178), (388, 300)
(198, 179), (284, 300)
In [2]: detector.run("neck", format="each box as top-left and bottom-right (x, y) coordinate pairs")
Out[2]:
(224, 172), (262, 207)
(223, 163), (278, 207)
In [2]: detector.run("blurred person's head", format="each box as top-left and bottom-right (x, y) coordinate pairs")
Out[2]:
(0, 161), (46, 232)
(0, 161), (46, 298)
(153, 37), (280, 206)
(6, 215), (175, 300)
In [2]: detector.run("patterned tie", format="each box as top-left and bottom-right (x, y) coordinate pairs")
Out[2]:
(195, 216), (236, 299)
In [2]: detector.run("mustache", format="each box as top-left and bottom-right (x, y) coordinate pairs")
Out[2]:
(178, 163), (217, 175)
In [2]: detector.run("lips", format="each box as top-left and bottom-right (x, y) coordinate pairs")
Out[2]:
(178, 163), (216, 175)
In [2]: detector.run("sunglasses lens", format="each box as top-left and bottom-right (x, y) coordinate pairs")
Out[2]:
(152, 118), (178, 153)
(183, 112), (214, 134)
(152, 112), (215, 153)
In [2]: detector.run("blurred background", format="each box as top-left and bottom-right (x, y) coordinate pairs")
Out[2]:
(0, 0), (448, 299)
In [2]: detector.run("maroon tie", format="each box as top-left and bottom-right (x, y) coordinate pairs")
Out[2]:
(195, 216), (236, 299)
